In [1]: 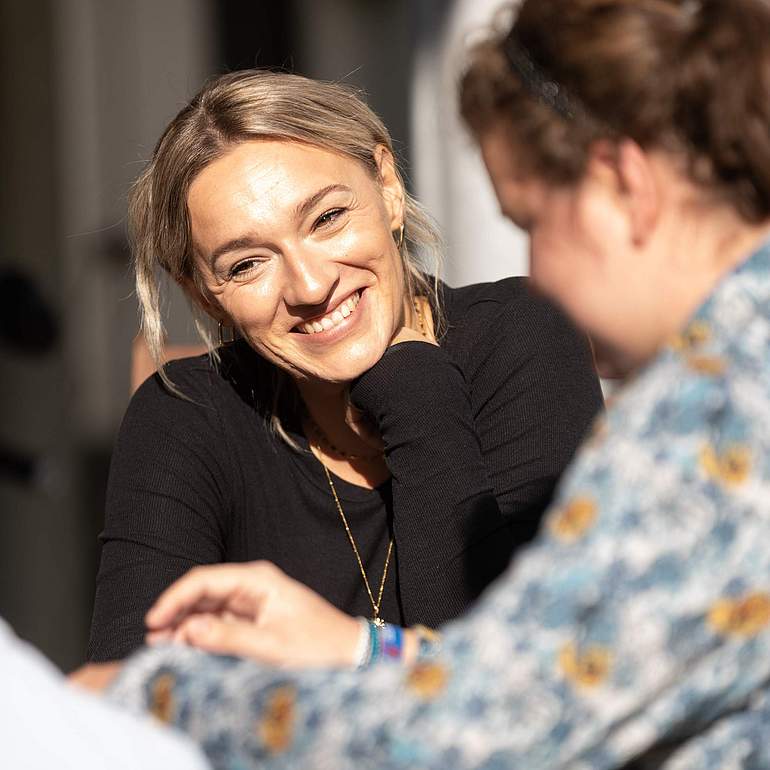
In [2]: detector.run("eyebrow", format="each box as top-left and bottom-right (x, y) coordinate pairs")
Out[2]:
(208, 183), (353, 268)
(293, 183), (352, 221)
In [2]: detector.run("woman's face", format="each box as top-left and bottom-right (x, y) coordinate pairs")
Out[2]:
(479, 127), (664, 376)
(187, 140), (406, 384)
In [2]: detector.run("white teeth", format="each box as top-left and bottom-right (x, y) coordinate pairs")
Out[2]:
(297, 290), (361, 334)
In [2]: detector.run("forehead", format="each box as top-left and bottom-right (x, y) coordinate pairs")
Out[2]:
(187, 140), (372, 234)
(478, 127), (550, 225)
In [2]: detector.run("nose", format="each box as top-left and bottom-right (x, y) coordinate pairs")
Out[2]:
(281, 245), (339, 310)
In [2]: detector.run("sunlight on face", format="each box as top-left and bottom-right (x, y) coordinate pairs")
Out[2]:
(188, 140), (406, 384)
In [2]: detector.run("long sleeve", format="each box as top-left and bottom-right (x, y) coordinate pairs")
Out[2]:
(88, 366), (234, 661)
(351, 342), (509, 625)
(108, 322), (770, 769)
(349, 288), (602, 627)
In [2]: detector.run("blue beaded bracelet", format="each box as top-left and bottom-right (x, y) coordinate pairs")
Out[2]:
(381, 623), (404, 660)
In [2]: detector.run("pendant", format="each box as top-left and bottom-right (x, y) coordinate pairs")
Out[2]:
(372, 617), (385, 628)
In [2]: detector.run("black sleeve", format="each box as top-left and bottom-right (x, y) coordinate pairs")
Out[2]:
(468, 293), (604, 545)
(351, 342), (511, 627)
(350, 294), (602, 628)
(86, 367), (234, 661)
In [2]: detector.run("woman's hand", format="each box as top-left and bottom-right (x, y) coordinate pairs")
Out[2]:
(343, 295), (438, 442)
(144, 561), (362, 669)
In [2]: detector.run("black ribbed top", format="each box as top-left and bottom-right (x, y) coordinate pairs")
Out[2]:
(87, 278), (602, 661)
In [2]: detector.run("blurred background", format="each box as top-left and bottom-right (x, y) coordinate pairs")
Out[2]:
(0, 0), (525, 670)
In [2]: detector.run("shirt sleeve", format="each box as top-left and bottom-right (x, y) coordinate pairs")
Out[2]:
(87, 366), (234, 662)
(107, 401), (770, 769)
(348, 293), (602, 628)
(350, 342), (511, 626)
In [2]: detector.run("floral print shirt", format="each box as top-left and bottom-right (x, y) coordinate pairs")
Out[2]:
(109, 239), (770, 770)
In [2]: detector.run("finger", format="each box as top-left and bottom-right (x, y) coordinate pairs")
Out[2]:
(145, 562), (263, 629)
(145, 629), (175, 646)
(177, 615), (268, 661)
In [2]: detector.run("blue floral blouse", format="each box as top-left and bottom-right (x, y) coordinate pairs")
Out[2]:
(109, 239), (770, 769)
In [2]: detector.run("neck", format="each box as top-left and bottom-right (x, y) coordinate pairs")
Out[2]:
(628, 212), (770, 372)
(667, 216), (770, 328)
(295, 376), (386, 466)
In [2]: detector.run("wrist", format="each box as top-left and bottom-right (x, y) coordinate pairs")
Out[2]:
(352, 620), (441, 669)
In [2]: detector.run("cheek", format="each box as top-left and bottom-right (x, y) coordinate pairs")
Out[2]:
(528, 230), (576, 297)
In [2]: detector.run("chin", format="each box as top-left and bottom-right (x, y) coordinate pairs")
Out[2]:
(290, 343), (389, 387)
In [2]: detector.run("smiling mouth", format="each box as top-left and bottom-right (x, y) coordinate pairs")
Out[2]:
(294, 290), (362, 334)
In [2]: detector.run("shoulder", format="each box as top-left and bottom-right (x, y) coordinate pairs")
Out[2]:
(123, 345), (261, 442)
(128, 353), (218, 423)
(561, 344), (770, 518)
(442, 277), (594, 374)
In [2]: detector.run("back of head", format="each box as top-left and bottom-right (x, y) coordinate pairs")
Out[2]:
(460, 0), (770, 224)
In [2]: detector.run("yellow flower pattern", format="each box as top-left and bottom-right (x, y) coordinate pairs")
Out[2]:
(685, 355), (727, 376)
(670, 320), (711, 352)
(149, 673), (176, 724)
(406, 662), (449, 700)
(700, 443), (752, 487)
(258, 686), (297, 754)
(549, 497), (598, 542)
(558, 642), (612, 688)
(708, 593), (770, 637)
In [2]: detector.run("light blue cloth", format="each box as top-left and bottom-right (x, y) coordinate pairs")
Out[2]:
(110, 239), (770, 769)
(0, 618), (209, 769)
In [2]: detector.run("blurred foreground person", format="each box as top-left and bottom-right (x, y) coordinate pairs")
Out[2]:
(87, 1), (770, 767)
(0, 618), (209, 769)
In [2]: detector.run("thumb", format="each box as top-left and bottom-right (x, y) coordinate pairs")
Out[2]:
(181, 615), (264, 660)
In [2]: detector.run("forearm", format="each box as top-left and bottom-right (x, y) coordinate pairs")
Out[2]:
(351, 342), (510, 624)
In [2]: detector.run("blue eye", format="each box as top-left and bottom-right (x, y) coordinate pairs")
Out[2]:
(314, 208), (345, 229)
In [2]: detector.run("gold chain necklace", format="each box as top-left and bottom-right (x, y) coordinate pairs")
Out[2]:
(308, 418), (383, 461)
(321, 462), (393, 626)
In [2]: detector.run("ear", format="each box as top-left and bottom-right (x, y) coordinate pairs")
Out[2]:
(373, 145), (405, 231)
(587, 139), (660, 246)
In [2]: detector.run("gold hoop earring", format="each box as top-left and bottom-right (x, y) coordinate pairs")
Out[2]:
(218, 321), (236, 346)
(393, 224), (405, 249)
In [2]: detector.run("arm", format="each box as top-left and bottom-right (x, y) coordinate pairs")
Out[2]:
(350, 292), (602, 626)
(87, 364), (233, 661)
(351, 341), (506, 626)
(108, 414), (770, 769)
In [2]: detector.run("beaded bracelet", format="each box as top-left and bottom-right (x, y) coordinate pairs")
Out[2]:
(352, 617), (372, 669)
(381, 622), (404, 660)
(353, 619), (408, 668)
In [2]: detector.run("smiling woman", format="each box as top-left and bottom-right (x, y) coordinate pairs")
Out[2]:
(86, 70), (602, 664)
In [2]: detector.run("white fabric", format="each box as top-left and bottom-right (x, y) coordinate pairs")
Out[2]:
(411, 0), (529, 285)
(0, 618), (208, 770)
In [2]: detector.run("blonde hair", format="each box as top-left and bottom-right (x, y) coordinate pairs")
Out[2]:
(129, 69), (443, 444)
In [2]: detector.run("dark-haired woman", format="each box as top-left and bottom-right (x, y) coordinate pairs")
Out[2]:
(91, 1), (770, 767)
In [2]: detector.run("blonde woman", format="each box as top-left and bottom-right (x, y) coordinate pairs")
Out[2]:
(86, 70), (601, 662)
